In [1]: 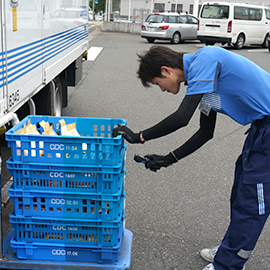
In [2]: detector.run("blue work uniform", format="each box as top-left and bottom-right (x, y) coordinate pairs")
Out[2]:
(183, 46), (270, 270)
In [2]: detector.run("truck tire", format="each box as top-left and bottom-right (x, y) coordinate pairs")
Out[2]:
(52, 76), (63, 116)
(33, 76), (63, 116)
(16, 103), (30, 120)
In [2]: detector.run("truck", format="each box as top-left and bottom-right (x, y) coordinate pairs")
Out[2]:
(0, 0), (89, 128)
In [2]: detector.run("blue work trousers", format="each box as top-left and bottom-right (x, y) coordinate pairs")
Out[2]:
(213, 117), (270, 270)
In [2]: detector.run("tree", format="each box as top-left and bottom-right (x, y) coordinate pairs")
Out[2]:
(89, 0), (105, 14)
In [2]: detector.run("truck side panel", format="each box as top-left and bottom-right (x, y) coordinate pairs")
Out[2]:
(4, 0), (43, 114)
(43, 25), (88, 84)
(1, 0), (88, 119)
(0, 1), (6, 116)
(42, 0), (88, 84)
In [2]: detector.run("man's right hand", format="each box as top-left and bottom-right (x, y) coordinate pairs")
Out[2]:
(112, 124), (144, 144)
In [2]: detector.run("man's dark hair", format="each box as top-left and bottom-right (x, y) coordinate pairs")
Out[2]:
(137, 46), (185, 87)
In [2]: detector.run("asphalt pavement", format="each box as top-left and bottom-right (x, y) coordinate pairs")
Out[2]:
(61, 30), (270, 269)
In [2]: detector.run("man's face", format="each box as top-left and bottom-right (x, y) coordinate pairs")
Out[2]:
(151, 66), (185, 95)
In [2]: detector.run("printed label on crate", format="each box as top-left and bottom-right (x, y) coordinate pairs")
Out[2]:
(52, 225), (77, 231)
(52, 249), (67, 256)
(51, 249), (79, 258)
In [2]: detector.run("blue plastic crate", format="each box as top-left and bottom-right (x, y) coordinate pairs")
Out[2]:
(10, 213), (125, 247)
(9, 185), (126, 221)
(10, 226), (124, 263)
(7, 158), (126, 195)
(5, 115), (126, 166)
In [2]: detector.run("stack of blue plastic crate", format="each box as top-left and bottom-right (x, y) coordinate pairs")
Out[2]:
(5, 115), (127, 263)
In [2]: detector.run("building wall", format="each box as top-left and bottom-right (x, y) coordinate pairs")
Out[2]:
(120, 0), (270, 19)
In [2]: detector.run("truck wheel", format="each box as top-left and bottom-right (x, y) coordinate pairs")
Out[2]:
(33, 76), (63, 116)
(16, 103), (30, 120)
(234, 34), (245, 49)
(52, 77), (63, 116)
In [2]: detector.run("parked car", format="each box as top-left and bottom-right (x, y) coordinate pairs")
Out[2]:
(141, 12), (198, 44)
(95, 14), (104, 21)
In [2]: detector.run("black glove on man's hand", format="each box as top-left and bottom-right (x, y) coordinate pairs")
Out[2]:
(144, 153), (177, 172)
(112, 124), (144, 144)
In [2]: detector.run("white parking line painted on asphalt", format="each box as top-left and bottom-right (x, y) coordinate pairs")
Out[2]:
(87, 47), (103, 61)
(247, 49), (269, 53)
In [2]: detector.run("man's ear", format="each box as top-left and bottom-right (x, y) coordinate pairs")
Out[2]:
(160, 66), (171, 76)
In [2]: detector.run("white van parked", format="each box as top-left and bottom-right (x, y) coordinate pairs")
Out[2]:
(197, 2), (270, 49)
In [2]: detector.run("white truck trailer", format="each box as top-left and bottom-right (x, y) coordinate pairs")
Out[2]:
(0, 0), (89, 128)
